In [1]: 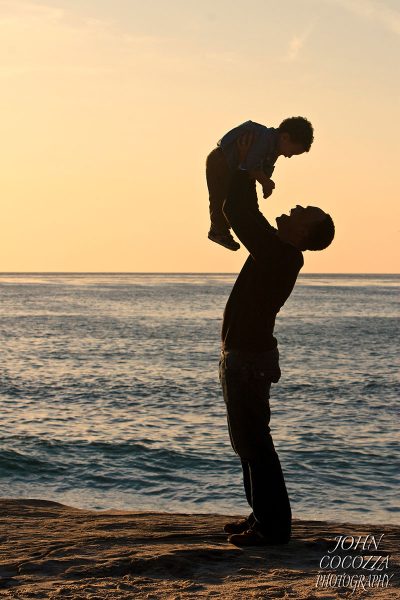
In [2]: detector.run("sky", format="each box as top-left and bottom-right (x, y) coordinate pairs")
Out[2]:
(1, 0), (399, 272)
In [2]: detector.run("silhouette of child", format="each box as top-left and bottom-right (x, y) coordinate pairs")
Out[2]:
(206, 117), (314, 250)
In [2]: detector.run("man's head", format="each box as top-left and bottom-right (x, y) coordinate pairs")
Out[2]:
(276, 205), (335, 251)
(277, 116), (314, 158)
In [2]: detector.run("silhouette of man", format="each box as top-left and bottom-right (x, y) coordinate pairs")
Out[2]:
(219, 164), (334, 547)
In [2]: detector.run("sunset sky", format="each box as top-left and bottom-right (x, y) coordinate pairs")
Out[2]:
(1, 0), (399, 272)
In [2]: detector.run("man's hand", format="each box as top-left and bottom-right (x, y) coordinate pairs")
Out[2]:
(237, 131), (255, 165)
(237, 132), (275, 198)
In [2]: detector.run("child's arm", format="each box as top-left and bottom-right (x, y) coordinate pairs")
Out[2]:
(252, 171), (275, 199)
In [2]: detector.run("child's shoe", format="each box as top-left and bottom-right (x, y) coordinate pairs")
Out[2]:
(208, 230), (240, 251)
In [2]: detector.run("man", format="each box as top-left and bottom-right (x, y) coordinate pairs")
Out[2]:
(219, 163), (335, 547)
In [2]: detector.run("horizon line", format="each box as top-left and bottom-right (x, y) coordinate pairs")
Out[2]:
(0, 272), (399, 276)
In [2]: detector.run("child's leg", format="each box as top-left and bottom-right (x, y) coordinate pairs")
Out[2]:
(206, 147), (231, 235)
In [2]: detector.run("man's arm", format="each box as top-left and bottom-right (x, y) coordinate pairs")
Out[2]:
(236, 131), (275, 198)
(241, 135), (272, 172)
(223, 170), (285, 264)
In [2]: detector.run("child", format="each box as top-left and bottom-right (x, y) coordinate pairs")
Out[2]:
(206, 116), (314, 250)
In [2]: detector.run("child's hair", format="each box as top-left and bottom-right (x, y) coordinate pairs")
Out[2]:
(278, 116), (314, 152)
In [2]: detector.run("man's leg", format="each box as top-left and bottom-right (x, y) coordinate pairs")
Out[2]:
(248, 453), (291, 541)
(220, 350), (291, 542)
(241, 458), (253, 508)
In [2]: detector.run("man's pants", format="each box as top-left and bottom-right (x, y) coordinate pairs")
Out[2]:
(219, 348), (291, 541)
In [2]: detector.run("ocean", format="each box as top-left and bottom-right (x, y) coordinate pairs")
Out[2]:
(0, 273), (398, 525)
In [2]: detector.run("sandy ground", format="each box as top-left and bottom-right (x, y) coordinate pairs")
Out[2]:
(0, 499), (398, 599)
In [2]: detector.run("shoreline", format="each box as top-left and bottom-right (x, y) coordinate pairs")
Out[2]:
(1, 498), (399, 599)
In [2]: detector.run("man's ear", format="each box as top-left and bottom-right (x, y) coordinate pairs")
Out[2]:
(295, 225), (308, 249)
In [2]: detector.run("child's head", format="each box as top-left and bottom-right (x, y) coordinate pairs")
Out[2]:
(277, 116), (314, 157)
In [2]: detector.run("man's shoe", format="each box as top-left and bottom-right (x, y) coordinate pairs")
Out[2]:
(228, 528), (290, 547)
(208, 230), (240, 251)
(223, 514), (255, 534)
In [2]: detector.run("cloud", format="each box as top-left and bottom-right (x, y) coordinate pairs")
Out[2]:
(284, 25), (315, 62)
(0, 0), (175, 79)
(0, 0), (250, 83)
(330, 0), (400, 35)
(0, 0), (65, 26)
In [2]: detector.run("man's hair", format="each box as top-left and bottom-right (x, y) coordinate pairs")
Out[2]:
(301, 214), (335, 251)
(278, 116), (314, 151)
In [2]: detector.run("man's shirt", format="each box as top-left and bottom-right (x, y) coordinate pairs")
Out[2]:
(217, 120), (279, 175)
(221, 170), (304, 352)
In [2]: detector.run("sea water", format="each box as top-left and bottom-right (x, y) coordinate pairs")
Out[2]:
(0, 273), (398, 525)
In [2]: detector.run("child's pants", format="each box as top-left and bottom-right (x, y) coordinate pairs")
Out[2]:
(206, 147), (232, 235)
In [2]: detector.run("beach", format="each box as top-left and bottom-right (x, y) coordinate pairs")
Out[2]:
(1, 274), (399, 598)
(0, 499), (398, 599)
